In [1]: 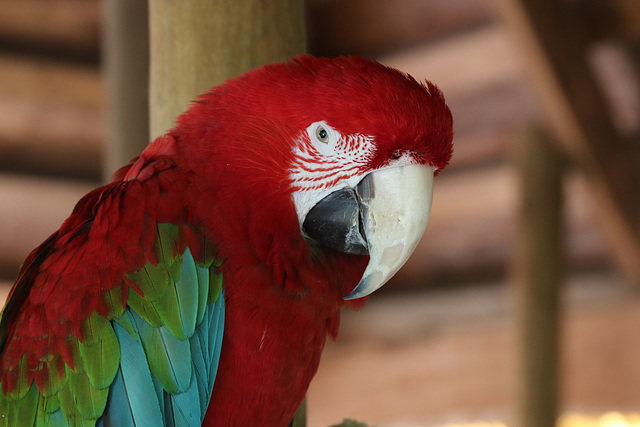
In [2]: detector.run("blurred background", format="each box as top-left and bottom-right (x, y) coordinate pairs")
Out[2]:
(0, 1), (639, 426)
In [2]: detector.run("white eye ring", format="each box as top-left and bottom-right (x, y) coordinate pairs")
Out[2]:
(315, 126), (329, 144)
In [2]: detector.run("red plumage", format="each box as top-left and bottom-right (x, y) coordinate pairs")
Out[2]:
(171, 55), (452, 425)
(0, 137), (189, 394)
(0, 55), (453, 426)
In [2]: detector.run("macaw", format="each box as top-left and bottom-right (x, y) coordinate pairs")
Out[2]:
(0, 55), (453, 426)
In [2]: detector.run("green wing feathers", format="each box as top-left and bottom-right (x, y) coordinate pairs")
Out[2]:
(0, 223), (225, 426)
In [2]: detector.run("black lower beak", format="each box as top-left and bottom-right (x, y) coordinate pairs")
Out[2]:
(301, 177), (373, 255)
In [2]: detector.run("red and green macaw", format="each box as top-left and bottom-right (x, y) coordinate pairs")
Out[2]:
(0, 56), (453, 426)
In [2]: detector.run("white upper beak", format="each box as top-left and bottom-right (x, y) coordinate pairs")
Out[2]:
(344, 164), (434, 300)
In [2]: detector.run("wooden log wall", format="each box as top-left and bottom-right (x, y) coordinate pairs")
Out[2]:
(0, 0), (632, 290)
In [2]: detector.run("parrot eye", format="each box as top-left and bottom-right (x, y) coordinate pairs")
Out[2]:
(315, 126), (329, 144)
(303, 121), (339, 152)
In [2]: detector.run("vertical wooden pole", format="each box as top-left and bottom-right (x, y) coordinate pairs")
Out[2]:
(291, 399), (306, 427)
(148, 1), (307, 424)
(512, 128), (564, 427)
(102, 0), (150, 179)
(148, 0), (306, 139)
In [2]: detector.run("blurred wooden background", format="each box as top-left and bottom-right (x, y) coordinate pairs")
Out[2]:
(1, 1), (640, 426)
(3, 0), (638, 290)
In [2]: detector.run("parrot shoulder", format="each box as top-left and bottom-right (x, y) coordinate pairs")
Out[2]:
(0, 135), (225, 426)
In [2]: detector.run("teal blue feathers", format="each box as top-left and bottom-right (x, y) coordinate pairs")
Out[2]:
(101, 247), (225, 427)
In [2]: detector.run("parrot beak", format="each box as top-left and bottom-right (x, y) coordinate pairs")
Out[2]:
(344, 164), (434, 299)
(302, 164), (434, 300)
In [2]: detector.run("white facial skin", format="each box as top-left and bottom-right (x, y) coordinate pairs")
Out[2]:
(290, 121), (419, 223)
(290, 121), (375, 225)
(289, 120), (436, 299)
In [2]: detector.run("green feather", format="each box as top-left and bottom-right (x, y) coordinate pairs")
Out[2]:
(127, 263), (171, 302)
(34, 399), (53, 427)
(133, 317), (192, 395)
(113, 310), (137, 339)
(58, 371), (103, 427)
(57, 379), (77, 425)
(126, 288), (163, 327)
(152, 281), (185, 340)
(155, 223), (179, 266)
(0, 393), (7, 424)
(154, 249), (199, 340)
(5, 354), (30, 401)
(65, 337), (85, 375)
(5, 381), (38, 427)
(80, 312), (107, 347)
(167, 254), (182, 284)
(102, 284), (126, 319)
(77, 323), (119, 390)
(41, 354), (66, 398)
(172, 249), (199, 339)
(66, 367), (108, 420)
(194, 262), (209, 325)
(209, 268), (223, 304)
(39, 391), (60, 414)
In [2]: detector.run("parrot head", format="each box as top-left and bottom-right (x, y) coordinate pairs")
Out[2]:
(174, 55), (453, 299)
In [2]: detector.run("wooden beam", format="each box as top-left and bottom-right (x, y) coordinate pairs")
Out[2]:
(0, 56), (103, 179)
(512, 128), (564, 427)
(148, 0), (306, 138)
(306, 0), (494, 56)
(495, 0), (640, 284)
(0, 0), (99, 60)
(614, 0), (640, 40)
(577, 0), (640, 42)
(379, 26), (525, 99)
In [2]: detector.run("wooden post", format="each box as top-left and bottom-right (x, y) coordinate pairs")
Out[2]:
(291, 399), (306, 427)
(149, 0), (306, 139)
(512, 128), (564, 427)
(102, 0), (150, 179)
(148, 1), (307, 424)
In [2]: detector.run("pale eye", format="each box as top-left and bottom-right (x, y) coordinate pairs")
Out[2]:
(315, 126), (329, 144)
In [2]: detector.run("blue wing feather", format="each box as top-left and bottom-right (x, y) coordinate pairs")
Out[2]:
(190, 328), (210, 410)
(164, 369), (201, 426)
(99, 247), (225, 427)
(209, 296), (225, 391)
(105, 311), (164, 427)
